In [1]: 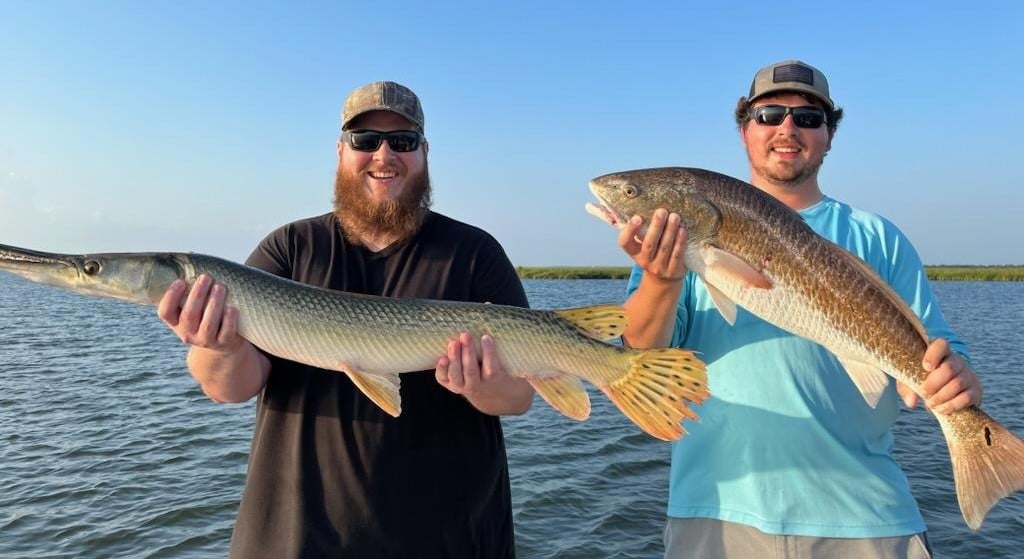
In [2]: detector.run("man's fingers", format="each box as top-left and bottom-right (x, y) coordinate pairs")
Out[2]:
(157, 280), (187, 326)
(896, 381), (919, 408)
(934, 391), (976, 415)
(656, 213), (680, 257)
(197, 283), (227, 342)
(178, 275), (213, 335)
(922, 338), (951, 372)
(618, 215), (644, 255)
(920, 356), (962, 399)
(640, 209), (668, 260)
(445, 339), (464, 388)
(479, 335), (498, 381)
(670, 223), (687, 263)
(435, 355), (451, 385)
(926, 372), (966, 408)
(459, 333), (480, 389)
(217, 306), (240, 347)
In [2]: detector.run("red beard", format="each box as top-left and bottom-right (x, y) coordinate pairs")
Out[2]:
(333, 162), (432, 247)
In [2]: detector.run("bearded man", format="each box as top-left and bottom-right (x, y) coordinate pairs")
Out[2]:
(156, 81), (533, 559)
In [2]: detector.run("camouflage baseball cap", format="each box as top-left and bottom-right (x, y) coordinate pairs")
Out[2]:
(341, 80), (425, 131)
(748, 60), (834, 109)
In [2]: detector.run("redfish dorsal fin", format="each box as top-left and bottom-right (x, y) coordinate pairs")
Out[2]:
(553, 304), (627, 341)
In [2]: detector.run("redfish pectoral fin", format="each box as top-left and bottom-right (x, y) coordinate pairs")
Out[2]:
(701, 246), (773, 325)
(704, 282), (738, 325)
(704, 246), (773, 289)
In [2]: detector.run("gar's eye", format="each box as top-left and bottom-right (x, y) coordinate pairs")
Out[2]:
(622, 184), (638, 198)
(83, 260), (101, 275)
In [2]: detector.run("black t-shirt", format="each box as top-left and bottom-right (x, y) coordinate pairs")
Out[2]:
(228, 211), (528, 559)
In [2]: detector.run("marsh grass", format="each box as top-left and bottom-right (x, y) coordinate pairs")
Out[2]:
(517, 266), (1024, 281)
(925, 266), (1024, 281)
(516, 266), (634, 279)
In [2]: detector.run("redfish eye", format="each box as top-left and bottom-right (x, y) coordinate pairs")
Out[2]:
(83, 260), (101, 275)
(622, 185), (638, 198)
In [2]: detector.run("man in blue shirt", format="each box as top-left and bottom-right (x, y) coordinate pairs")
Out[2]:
(618, 60), (983, 558)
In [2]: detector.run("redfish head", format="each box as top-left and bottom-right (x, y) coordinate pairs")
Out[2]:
(586, 167), (722, 243)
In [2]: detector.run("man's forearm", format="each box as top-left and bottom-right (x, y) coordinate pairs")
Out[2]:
(622, 275), (684, 349)
(465, 376), (534, 416)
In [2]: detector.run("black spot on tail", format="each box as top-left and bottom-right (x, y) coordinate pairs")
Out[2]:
(985, 425), (993, 446)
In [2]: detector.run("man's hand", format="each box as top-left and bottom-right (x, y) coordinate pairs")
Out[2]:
(896, 338), (982, 414)
(157, 274), (245, 353)
(435, 333), (533, 415)
(436, 333), (504, 397)
(156, 274), (269, 403)
(618, 208), (688, 283)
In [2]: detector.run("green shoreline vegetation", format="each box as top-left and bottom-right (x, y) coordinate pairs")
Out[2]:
(517, 266), (1024, 281)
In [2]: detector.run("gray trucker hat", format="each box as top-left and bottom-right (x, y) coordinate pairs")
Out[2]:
(748, 60), (834, 109)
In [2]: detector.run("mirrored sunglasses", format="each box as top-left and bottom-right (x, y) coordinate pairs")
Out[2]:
(750, 105), (827, 128)
(342, 130), (424, 152)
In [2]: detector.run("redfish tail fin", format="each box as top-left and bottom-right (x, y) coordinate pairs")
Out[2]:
(941, 408), (1024, 530)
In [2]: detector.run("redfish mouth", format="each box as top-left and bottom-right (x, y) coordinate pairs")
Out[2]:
(585, 198), (627, 229)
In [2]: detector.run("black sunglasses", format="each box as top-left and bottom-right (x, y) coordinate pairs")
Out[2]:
(750, 105), (827, 128)
(341, 129), (424, 152)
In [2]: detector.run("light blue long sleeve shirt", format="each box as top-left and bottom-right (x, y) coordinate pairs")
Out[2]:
(626, 195), (966, 537)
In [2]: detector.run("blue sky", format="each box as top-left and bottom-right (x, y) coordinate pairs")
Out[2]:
(2, 1), (1021, 266)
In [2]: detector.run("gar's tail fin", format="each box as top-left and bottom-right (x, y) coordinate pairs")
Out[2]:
(599, 348), (709, 441)
(940, 407), (1024, 530)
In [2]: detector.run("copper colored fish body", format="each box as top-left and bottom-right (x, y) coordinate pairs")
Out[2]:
(587, 166), (1024, 530)
(0, 243), (708, 441)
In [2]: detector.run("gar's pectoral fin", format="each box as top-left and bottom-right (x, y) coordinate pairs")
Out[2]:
(527, 372), (591, 420)
(835, 355), (890, 408)
(338, 363), (402, 417)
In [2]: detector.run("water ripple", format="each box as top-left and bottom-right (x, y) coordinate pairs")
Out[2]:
(1, 276), (1022, 558)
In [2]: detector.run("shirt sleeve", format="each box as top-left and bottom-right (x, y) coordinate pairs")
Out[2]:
(471, 233), (529, 309)
(245, 225), (292, 278)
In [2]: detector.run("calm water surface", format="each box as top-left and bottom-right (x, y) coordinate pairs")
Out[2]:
(1, 276), (1022, 558)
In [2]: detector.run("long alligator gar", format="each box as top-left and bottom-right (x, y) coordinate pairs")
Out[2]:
(0, 243), (708, 441)
(586, 166), (1024, 529)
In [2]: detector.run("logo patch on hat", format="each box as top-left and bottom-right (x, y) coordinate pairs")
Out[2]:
(773, 64), (814, 86)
